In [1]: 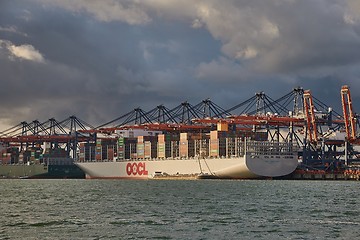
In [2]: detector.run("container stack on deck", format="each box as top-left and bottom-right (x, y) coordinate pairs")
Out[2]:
(80, 142), (95, 161)
(77, 129), (272, 162)
(117, 137), (137, 160)
(210, 130), (227, 157)
(179, 133), (195, 158)
(157, 133), (179, 159)
(193, 133), (209, 158)
(137, 136), (158, 159)
(107, 144), (115, 161)
(22, 147), (42, 164)
(117, 138), (124, 160)
(0, 147), (18, 164)
(95, 139), (102, 161)
(157, 134), (167, 158)
(43, 147), (68, 158)
(79, 139), (120, 161)
(99, 138), (118, 161)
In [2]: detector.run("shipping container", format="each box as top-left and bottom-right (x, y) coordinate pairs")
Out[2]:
(107, 146), (114, 161)
(210, 130), (228, 140)
(157, 142), (166, 158)
(138, 135), (157, 143)
(158, 133), (179, 142)
(209, 138), (226, 157)
(84, 143), (96, 161)
(137, 143), (145, 159)
(117, 137), (137, 160)
(217, 122), (229, 131)
(179, 140), (195, 158)
(194, 138), (209, 157)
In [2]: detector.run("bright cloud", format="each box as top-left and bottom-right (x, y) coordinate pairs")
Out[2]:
(0, 40), (44, 63)
(8, 44), (44, 63)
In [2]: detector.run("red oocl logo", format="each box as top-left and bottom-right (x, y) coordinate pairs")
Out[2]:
(126, 162), (148, 176)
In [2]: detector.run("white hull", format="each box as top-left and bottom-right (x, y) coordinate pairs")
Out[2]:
(76, 153), (298, 179)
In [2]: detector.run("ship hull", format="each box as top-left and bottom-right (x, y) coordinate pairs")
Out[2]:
(0, 164), (85, 179)
(76, 154), (298, 179)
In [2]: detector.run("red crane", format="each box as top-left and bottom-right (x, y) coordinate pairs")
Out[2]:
(303, 90), (318, 143)
(341, 85), (357, 142)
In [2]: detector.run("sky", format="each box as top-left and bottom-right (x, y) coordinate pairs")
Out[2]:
(1, 0), (360, 130)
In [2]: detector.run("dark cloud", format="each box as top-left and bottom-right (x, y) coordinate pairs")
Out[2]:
(0, 0), (360, 129)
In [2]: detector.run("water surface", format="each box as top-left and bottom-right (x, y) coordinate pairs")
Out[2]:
(0, 179), (359, 239)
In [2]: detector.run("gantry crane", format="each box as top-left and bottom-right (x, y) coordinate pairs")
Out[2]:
(341, 85), (357, 142)
(303, 90), (318, 143)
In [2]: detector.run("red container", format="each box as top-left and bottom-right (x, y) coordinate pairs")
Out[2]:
(107, 149), (114, 160)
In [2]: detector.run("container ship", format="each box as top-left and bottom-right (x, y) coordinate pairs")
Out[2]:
(0, 145), (85, 179)
(75, 127), (298, 179)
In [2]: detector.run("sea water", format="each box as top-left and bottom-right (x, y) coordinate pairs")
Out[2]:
(0, 179), (359, 240)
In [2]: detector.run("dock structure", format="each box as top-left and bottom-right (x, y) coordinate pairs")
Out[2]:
(1, 86), (360, 179)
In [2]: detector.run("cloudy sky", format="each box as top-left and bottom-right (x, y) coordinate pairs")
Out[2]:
(1, 0), (360, 129)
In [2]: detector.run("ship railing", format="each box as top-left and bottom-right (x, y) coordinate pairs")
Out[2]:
(245, 141), (298, 156)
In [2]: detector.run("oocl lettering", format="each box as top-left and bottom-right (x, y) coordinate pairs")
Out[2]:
(126, 162), (148, 176)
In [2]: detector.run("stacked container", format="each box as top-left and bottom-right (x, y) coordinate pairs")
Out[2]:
(197, 134), (210, 158)
(225, 137), (237, 157)
(95, 139), (102, 161)
(157, 133), (179, 158)
(157, 135), (166, 159)
(171, 140), (179, 158)
(137, 137), (144, 159)
(97, 138), (116, 161)
(83, 143), (96, 161)
(0, 148), (11, 164)
(101, 140), (107, 160)
(117, 137), (137, 160)
(107, 145), (115, 161)
(137, 136), (157, 159)
(217, 122), (229, 131)
(209, 130), (227, 157)
(232, 130), (268, 141)
(117, 137), (125, 160)
(179, 133), (195, 158)
(10, 147), (20, 164)
(78, 143), (85, 161)
(48, 148), (67, 158)
(30, 150), (35, 161)
(18, 151), (24, 163)
(146, 140), (157, 159)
